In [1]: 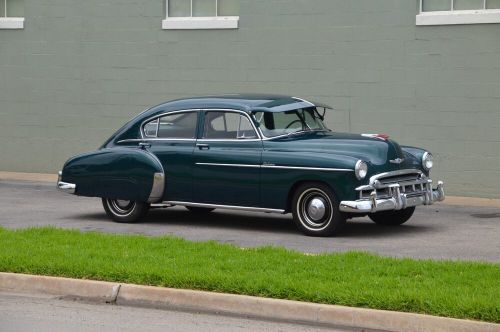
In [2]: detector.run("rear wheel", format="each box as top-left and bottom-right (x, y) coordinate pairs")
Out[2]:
(102, 198), (149, 223)
(291, 182), (346, 237)
(186, 206), (215, 214)
(369, 207), (415, 226)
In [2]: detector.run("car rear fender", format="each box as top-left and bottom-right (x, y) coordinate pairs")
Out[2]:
(60, 148), (164, 203)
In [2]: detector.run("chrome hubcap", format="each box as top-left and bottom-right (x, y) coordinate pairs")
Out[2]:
(109, 199), (135, 215)
(115, 199), (131, 208)
(298, 188), (333, 230)
(307, 198), (326, 221)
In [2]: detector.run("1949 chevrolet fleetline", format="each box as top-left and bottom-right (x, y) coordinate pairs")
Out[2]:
(58, 94), (445, 236)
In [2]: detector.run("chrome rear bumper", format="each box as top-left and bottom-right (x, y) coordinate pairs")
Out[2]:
(340, 177), (445, 214)
(57, 171), (76, 194)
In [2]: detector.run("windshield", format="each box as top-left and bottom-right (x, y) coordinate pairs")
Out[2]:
(253, 107), (329, 138)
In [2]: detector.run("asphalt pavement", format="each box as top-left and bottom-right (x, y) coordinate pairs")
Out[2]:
(1, 180), (499, 262)
(0, 292), (349, 332)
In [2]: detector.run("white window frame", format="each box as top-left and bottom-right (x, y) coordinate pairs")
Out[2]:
(0, 0), (24, 29)
(417, 0), (500, 25)
(162, 0), (239, 30)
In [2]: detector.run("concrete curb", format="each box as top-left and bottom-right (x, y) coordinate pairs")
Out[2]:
(0, 273), (498, 332)
(2, 171), (500, 208)
(0, 171), (57, 183)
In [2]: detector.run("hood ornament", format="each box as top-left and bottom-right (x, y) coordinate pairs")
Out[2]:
(389, 158), (404, 164)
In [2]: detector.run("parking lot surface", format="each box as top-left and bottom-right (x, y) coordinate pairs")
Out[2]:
(1, 180), (499, 262)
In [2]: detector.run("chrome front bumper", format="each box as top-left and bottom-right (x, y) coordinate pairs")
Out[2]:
(339, 178), (445, 214)
(57, 171), (76, 194)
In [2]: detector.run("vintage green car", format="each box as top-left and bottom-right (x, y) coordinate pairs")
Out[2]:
(58, 94), (445, 236)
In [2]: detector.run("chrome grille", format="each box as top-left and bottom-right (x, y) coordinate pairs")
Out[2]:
(357, 170), (431, 200)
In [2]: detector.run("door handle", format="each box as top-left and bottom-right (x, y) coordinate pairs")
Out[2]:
(196, 143), (210, 150)
(139, 142), (151, 149)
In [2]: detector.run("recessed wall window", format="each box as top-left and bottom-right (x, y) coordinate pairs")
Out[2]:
(417, 0), (500, 25)
(0, 0), (24, 29)
(163, 0), (239, 30)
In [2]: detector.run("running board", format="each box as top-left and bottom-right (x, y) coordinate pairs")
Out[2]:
(164, 201), (286, 214)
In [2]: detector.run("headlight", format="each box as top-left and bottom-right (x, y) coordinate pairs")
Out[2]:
(355, 160), (368, 180)
(422, 152), (433, 171)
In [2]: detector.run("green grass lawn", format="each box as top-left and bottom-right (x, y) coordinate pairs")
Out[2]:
(0, 226), (498, 322)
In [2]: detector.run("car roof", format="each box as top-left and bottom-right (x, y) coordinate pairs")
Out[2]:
(147, 94), (332, 115)
(106, 95), (332, 146)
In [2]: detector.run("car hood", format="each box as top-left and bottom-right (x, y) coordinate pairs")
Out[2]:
(266, 131), (406, 167)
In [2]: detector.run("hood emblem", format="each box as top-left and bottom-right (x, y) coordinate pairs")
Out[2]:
(389, 158), (404, 164)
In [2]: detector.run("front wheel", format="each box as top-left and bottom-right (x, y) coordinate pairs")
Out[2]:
(292, 182), (346, 237)
(102, 198), (149, 223)
(369, 207), (415, 226)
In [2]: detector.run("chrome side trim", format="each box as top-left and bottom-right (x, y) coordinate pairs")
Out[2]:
(148, 172), (165, 203)
(142, 150), (166, 203)
(261, 165), (353, 172)
(196, 163), (352, 171)
(196, 163), (261, 168)
(165, 201), (285, 214)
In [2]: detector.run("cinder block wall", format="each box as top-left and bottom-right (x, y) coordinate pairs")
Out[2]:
(1, 0), (499, 197)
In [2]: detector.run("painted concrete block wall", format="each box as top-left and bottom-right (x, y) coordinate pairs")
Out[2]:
(0, 0), (499, 197)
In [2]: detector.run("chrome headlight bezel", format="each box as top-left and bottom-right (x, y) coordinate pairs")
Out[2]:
(422, 152), (433, 171)
(355, 160), (368, 180)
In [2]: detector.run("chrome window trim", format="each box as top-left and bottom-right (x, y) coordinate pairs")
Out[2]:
(140, 108), (262, 141)
(143, 118), (159, 138)
(202, 109), (261, 140)
(196, 162), (261, 168)
(165, 201), (285, 214)
(250, 106), (330, 141)
(117, 138), (196, 144)
(140, 109), (200, 140)
(196, 138), (262, 142)
(261, 165), (353, 172)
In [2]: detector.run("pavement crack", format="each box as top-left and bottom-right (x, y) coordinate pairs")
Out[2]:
(108, 284), (121, 304)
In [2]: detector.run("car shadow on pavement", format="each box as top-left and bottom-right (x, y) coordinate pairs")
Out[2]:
(145, 208), (299, 234)
(70, 207), (435, 238)
(339, 220), (435, 238)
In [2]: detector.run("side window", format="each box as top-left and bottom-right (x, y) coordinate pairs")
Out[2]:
(143, 119), (159, 137)
(143, 112), (197, 139)
(203, 111), (257, 139)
